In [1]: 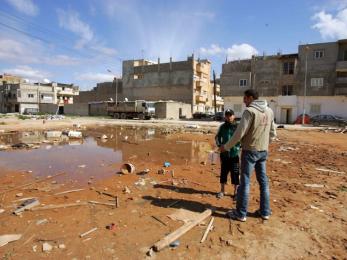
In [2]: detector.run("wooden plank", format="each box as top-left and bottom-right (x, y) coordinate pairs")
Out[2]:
(54, 189), (84, 196)
(200, 217), (214, 243)
(31, 202), (88, 211)
(79, 227), (97, 238)
(153, 209), (212, 252)
(88, 201), (116, 207)
(0, 172), (66, 195)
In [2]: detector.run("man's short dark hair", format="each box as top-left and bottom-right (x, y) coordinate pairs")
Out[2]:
(225, 109), (234, 116)
(244, 89), (259, 100)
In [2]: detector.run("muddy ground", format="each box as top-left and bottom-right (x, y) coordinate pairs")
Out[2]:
(0, 117), (346, 260)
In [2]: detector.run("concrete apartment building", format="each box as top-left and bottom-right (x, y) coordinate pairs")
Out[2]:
(0, 79), (79, 114)
(122, 55), (224, 113)
(221, 39), (347, 124)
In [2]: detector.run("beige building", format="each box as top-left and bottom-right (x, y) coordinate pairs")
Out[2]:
(122, 55), (223, 113)
(221, 39), (347, 123)
(0, 79), (79, 114)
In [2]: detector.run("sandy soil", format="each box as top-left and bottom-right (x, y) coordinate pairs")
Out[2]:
(0, 117), (346, 259)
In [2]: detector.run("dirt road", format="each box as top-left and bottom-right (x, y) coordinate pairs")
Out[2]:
(0, 117), (346, 259)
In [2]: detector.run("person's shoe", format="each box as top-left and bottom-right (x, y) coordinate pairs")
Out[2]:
(216, 192), (224, 199)
(256, 210), (270, 220)
(226, 209), (246, 222)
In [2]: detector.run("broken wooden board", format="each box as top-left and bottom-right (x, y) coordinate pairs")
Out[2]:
(200, 217), (214, 243)
(0, 234), (22, 247)
(31, 202), (88, 211)
(13, 198), (40, 215)
(153, 209), (212, 252)
(54, 189), (84, 196)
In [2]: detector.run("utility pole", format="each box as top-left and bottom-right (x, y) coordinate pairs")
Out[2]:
(213, 70), (217, 115)
(302, 45), (309, 125)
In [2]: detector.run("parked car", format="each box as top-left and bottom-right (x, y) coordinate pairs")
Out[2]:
(23, 108), (39, 115)
(294, 114), (311, 124)
(193, 112), (212, 119)
(213, 112), (224, 121)
(310, 115), (347, 127)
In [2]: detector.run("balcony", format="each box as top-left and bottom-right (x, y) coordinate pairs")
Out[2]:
(57, 89), (79, 96)
(336, 61), (347, 72)
(195, 94), (207, 103)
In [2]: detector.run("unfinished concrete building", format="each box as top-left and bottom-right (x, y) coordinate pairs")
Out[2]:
(122, 55), (223, 113)
(221, 39), (347, 123)
(0, 80), (79, 114)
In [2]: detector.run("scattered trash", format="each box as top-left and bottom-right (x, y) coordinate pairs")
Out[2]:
(163, 162), (171, 167)
(45, 131), (62, 138)
(316, 168), (345, 175)
(146, 247), (154, 256)
(32, 245), (37, 252)
(278, 146), (297, 152)
(0, 234), (22, 247)
(134, 178), (146, 186)
(157, 168), (166, 175)
(42, 242), (53, 252)
(304, 184), (324, 188)
(101, 135), (108, 139)
(185, 124), (200, 129)
(123, 186), (131, 194)
(0, 209), (5, 214)
(120, 163), (135, 174)
(273, 158), (292, 164)
(36, 219), (48, 225)
(78, 165), (86, 168)
(0, 145), (10, 150)
(106, 223), (116, 230)
(58, 244), (66, 249)
(16, 193), (23, 197)
(79, 227), (98, 238)
(13, 198), (40, 215)
(309, 205), (324, 212)
(169, 240), (180, 248)
(68, 131), (82, 139)
(11, 143), (29, 149)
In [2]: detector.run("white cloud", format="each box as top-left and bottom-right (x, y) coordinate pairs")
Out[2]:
(75, 72), (115, 82)
(5, 0), (39, 16)
(90, 45), (117, 56)
(312, 8), (347, 39)
(226, 44), (259, 60)
(57, 9), (94, 49)
(200, 43), (258, 60)
(0, 36), (82, 65)
(2, 65), (51, 82)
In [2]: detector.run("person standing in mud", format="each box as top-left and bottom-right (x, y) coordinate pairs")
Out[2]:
(215, 109), (240, 200)
(219, 89), (276, 222)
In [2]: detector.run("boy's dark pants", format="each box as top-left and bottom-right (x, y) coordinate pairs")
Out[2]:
(220, 153), (240, 185)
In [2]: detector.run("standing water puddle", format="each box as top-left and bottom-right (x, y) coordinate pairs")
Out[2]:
(0, 126), (214, 183)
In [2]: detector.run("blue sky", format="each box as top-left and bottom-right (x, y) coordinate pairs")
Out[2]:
(0, 0), (347, 90)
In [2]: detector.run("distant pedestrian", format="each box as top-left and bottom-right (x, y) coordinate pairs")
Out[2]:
(219, 89), (277, 222)
(215, 109), (240, 199)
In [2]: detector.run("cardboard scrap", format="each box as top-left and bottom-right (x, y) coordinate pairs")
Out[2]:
(167, 208), (201, 223)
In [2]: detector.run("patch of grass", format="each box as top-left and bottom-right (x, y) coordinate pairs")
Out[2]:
(17, 115), (30, 120)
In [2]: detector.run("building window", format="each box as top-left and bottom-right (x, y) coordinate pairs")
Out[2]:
(314, 50), (324, 59)
(282, 85), (294, 96)
(134, 74), (144, 80)
(283, 62), (294, 74)
(310, 104), (321, 115)
(28, 94), (34, 98)
(239, 79), (247, 87)
(234, 104), (242, 112)
(310, 78), (324, 88)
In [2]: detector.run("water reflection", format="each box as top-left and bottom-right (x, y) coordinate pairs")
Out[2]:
(0, 126), (213, 183)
